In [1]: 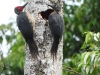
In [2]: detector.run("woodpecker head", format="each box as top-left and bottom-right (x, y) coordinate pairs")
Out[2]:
(47, 4), (61, 13)
(14, 2), (28, 15)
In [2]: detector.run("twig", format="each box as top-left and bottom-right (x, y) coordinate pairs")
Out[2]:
(63, 64), (82, 75)
(63, 68), (82, 75)
(0, 49), (7, 75)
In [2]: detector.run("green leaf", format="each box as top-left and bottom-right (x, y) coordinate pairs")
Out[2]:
(84, 52), (90, 64)
(85, 32), (91, 43)
(0, 37), (3, 43)
(90, 67), (94, 73)
(91, 53), (95, 63)
(94, 56), (99, 66)
(86, 66), (90, 74)
(78, 62), (83, 69)
(82, 65), (86, 71)
(94, 33), (98, 41)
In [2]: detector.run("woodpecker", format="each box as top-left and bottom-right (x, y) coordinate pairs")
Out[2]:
(39, 4), (64, 59)
(48, 4), (64, 59)
(14, 3), (38, 59)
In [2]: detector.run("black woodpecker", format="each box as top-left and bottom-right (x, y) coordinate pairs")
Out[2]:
(14, 3), (38, 59)
(48, 4), (64, 59)
(39, 4), (64, 59)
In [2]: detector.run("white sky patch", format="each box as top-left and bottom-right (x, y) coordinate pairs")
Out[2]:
(0, 0), (83, 25)
(0, 0), (24, 24)
(64, 0), (83, 6)
(0, 0), (24, 57)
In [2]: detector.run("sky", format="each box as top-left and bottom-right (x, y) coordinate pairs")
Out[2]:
(0, 0), (24, 24)
(0, 0), (24, 57)
(0, 0), (83, 24)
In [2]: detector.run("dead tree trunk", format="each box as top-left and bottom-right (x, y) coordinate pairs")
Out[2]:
(24, 0), (63, 75)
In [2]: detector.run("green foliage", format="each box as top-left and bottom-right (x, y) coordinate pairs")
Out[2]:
(63, 32), (100, 75)
(63, 54), (81, 75)
(81, 32), (100, 51)
(63, 1), (85, 59)
(63, 0), (100, 59)
(63, 0), (100, 75)
(4, 32), (25, 75)
(0, 23), (25, 75)
(78, 51), (100, 75)
(78, 32), (100, 75)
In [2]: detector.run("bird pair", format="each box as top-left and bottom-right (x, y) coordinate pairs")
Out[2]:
(14, 2), (64, 60)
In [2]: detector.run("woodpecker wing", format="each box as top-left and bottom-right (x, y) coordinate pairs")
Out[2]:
(48, 13), (64, 38)
(48, 13), (64, 59)
(17, 12), (33, 40)
(16, 12), (38, 59)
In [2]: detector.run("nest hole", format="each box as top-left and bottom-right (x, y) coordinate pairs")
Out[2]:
(38, 9), (54, 20)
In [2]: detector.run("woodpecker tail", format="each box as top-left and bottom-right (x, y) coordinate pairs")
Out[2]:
(51, 37), (60, 60)
(27, 39), (38, 59)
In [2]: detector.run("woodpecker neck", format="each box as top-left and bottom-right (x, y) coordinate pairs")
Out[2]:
(17, 11), (22, 15)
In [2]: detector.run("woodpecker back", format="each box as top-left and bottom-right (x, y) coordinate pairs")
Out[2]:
(47, 4), (64, 60)
(48, 11), (64, 59)
(17, 12), (33, 39)
(48, 13), (64, 39)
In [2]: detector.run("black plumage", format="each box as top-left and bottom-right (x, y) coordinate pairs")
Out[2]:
(48, 12), (64, 59)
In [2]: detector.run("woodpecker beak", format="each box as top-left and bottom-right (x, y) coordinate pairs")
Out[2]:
(47, 4), (54, 8)
(22, 2), (28, 8)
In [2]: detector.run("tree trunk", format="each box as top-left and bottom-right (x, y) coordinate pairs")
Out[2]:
(24, 0), (63, 75)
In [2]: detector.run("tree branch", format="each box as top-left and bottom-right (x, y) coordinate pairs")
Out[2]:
(63, 64), (82, 75)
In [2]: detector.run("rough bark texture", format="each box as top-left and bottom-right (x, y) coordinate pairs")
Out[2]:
(24, 0), (63, 75)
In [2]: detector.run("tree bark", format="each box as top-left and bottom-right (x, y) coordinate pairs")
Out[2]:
(24, 0), (63, 75)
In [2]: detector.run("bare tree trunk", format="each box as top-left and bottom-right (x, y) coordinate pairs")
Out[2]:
(24, 0), (63, 75)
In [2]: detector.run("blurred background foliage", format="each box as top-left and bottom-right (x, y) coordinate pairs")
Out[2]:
(0, 0), (100, 75)
(0, 23), (25, 75)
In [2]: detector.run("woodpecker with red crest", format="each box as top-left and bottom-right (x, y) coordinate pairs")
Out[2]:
(14, 3), (38, 59)
(39, 2), (64, 59)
